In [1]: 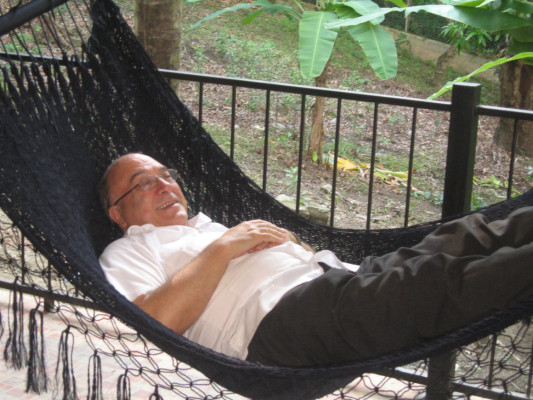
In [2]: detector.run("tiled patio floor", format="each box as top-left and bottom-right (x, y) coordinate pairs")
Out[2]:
(0, 289), (161, 399)
(0, 289), (425, 400)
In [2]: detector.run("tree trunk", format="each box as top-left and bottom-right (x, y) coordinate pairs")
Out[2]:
(494, 60), (533, 157)
(404, 0), (412, 32)
(308, 67), (328, 163)
(135, 0), (182, 94)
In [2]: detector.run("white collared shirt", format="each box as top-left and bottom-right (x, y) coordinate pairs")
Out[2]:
(100, 213), (358, 359)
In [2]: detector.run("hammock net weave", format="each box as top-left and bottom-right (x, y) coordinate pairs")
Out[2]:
(0, 0), (533, 398)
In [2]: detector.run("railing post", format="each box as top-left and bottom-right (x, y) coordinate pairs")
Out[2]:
(442, 82), (481, 218)
(426, 82), (481, 400)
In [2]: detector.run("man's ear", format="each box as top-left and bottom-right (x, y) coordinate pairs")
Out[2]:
(109, 206), (127, 232)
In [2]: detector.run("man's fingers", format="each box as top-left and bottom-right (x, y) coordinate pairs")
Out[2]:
(245, 220), (288, 241)
(221, 220), (291, 259)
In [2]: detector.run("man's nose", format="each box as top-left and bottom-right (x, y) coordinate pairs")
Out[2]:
(154, 177), (172, 192)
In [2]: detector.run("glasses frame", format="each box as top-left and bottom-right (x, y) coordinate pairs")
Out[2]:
(113, 168), (179, 206)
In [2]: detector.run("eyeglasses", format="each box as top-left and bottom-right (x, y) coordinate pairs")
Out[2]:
(113, 169), (179, 206)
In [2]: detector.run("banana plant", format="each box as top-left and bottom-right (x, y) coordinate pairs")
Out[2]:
(188, 0), (406, 81)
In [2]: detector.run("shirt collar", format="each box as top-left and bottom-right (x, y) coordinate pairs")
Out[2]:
(124, 212), (212, 236)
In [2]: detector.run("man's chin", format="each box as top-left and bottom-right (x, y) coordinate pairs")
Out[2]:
(166, 210), (188, 226)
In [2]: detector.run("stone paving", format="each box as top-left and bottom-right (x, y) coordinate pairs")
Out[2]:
(0, 289), (162, 399)
(0, 289), (426, 400)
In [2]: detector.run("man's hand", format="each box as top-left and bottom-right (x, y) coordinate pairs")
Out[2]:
(218, 219), (290, 258)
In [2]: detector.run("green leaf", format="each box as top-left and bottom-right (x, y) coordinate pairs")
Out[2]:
(439, 0), (487, 6)
(342, 0), (383, 22)
(299, 11), (339, 79)
(241, 10), (264, 25)
(385, 0), (407, 7)
(508, 26), (533, 43)
(476, 0), (496, 6)
(188, 3), (257, 30)
(406, 5), (533, 33)
(336, 2), (396, 79)
(255, 0), (301, 18)
(502, 0), (533, 15)
(429, 52), (533, 99)
(188, 1), (300, 30)
(326, 7), (401, 29)
(347, 23), (397, 79)
(325, 5), (533, 33)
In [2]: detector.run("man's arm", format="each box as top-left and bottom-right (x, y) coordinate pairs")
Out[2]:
(133, 220), (289, 334)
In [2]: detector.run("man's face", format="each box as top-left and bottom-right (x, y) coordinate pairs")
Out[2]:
(107, 154), (188, 231)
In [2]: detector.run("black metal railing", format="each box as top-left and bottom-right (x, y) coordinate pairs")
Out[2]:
(161, 70), (533, 226)
(164, 69), (453, 229)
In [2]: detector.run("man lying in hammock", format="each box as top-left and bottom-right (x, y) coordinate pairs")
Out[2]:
(98, 152), (533, 367)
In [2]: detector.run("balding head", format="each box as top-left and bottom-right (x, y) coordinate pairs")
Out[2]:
(99, 153), (188, 231)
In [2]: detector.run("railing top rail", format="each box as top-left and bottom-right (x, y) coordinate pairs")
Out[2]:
(477, 104), (533, 121)
(4, 51), (533, 122)
(160, 69), (452, 112)
(0, 50), (451, 111)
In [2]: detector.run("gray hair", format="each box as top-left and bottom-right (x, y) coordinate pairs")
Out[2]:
(97, 157), (121, 216)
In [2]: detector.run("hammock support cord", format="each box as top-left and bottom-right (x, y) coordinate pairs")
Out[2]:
(1, 0), (533, 398)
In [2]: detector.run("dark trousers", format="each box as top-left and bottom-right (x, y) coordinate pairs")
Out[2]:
(246, 207), (533, 367)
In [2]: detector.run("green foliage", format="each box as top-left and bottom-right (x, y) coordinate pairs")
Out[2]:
(412, 190), (487, 210)
(285, 166), (300, 188)
(322, 137), (358, 160)
(413, 190), (443, 206)
(187, 1), (300, 30)
(471, 195), (488, 210)
(326, 2), (533, 33)
(440, 22), (500, 55)
(474, 175), (503, 189)
(473, 174), (523, 197)
(428, 52), (533, 99)
(377, 0), (449, 42)
(341, 71), (371, 90)
(525, 166), (533, 180)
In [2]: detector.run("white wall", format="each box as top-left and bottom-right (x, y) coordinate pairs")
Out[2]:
(386, 27), (499, 83)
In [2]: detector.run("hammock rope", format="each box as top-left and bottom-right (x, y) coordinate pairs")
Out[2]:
(1, 0), (533, 398)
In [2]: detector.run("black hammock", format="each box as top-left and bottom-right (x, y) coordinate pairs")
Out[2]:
(1, 0), (533, 399)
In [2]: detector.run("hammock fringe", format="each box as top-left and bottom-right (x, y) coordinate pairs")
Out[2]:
(88, 352), (103, 400)
(4, 281), (27, 369)
(116, 372), (131, 400)
(54, 326), (78, 400)
(149, 385), (164, 400)
(26, 307), (48, 394)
